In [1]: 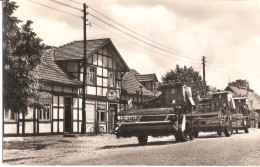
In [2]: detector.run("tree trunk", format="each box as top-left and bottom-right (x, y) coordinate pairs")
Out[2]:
(22, 112), (25, 135)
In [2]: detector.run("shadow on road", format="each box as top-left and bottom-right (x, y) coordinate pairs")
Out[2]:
(3, 157), (36, 163)
(100, 140), (180, 149)
(197, 132), (245, 139)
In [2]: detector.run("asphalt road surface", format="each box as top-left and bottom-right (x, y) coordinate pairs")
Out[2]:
(3, 128), (260, 166)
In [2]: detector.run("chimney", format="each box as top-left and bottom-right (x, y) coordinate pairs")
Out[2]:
(52, 49), (55, 61)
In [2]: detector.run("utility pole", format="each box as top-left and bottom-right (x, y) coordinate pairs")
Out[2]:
(81, 3), (87, 134)
(202, 56), (206, 97)
(202, 56), (206, 84)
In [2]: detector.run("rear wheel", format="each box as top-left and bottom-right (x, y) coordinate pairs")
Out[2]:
(217, 131), (222, 137)
(245, 126), (249, 133)
(194, 131), (199, 138)
(235, 128), (238, 134)
(178, 131), (188, 142)
(138, 136), (148, 145)
(174, 134), (181, 142)
(225, 127), (231, 137)
(189, 131), (194, 140)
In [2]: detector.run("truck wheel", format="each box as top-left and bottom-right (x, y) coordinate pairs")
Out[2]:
(174, 134), (180, 142)
(194, 131), (199, 138)
(217, 131), (222, 137)
(189, 131), (194, 140)
(138, 136), (148, 145)
(235, 128), (238, 134)
(245, 126), (249, 133)
(225, 127), (231, 137)
(179, 131), (187, 142)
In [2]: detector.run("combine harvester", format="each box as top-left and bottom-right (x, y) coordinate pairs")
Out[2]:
(232, 97), (251, 133)
(190, 91), (235, 137)
(114, 83), (196, 145)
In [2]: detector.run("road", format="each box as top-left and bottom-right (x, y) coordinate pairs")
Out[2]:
(3, 128), (260, 166)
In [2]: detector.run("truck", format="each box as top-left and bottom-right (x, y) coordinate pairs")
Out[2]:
(189, 91), (234, 137)
(114, 83), (196, 145)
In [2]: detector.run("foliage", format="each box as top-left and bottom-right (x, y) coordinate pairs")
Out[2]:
(229, 79), (251, 90)
(161, 65), (209, 99)
(3, 0), (46, 114)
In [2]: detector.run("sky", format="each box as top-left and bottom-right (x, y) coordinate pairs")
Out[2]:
(11, 0), (260, 94)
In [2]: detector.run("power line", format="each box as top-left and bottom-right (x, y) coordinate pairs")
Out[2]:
(89, 13), (202, 62)
(27, 0), (234, 75)
(88, 6), (188, 54)
(28, 0), (82, 18)
(89, 19), (201, 66)
(88, 5), (206, 60)
(47, 0), (82, 11)
(67, 0), (82, 5)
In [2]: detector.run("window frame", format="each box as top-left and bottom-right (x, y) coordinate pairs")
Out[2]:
(4, 109), (17, 122)
(39, 105), (51, 121)
(87, 66), (97, 85)
(108, 71), (116, 88)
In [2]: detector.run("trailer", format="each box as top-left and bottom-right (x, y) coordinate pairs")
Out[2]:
(114, 83), (196, 145)
(188, 91), (234, 137)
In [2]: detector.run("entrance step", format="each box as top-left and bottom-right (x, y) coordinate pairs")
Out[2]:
(63, 133), (78, 138)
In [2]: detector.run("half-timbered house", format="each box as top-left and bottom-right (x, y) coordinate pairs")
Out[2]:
(3, 38), (130, 136)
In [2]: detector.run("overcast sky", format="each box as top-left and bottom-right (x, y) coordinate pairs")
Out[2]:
(12, 0), (260, 94)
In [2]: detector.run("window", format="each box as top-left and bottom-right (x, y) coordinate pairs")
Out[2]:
(219, 94), (222, 99)
(4, 109), (17, 121)
(108, 71), (116, 87)
(172, 88), (176, 94)
(97, 103), (106, 122)
(39, 106), (51, 121)
(87, 67), (96, 85)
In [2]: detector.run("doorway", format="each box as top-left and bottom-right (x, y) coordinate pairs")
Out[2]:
(108, 104), (117, 133)
(64, 97), (72, 133)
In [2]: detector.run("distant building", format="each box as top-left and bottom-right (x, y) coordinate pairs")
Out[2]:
(225, 85), (260, 110)
(225, 85), (260, 127)
(121, 69), (160, 110)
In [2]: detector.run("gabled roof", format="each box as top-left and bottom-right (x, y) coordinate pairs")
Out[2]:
(53, 38), (129, 71)
(225, 85), (260, 110)
(122, 69), (161, 97)
(35, 51), (82, 87)
(212, 91), (231, 95)
(135, 73), (158, 82)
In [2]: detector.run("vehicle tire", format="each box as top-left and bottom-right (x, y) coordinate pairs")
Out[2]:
(189, 131), (194, 140)
(179, 131), (187, 142)
(225, 127), (231, 137)
(174, 134), (180, 142)
(245, 126), (249, 133)
(235, 128), (238, 134)
(138, 136), (148, 145)
(217, 131), (222, 137)
(194, 131), (199, 138)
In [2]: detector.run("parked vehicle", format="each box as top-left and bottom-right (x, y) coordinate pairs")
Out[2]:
(114, 83), (196, 145)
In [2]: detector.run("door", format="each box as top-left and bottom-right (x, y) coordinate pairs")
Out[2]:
(108, 104), (117, 132)
(64, 97), (72, 133)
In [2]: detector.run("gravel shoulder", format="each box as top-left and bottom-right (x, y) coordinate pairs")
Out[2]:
(3, 128), (260, 166)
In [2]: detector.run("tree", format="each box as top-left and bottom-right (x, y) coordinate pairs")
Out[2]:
(229, 79), (251, 90)
(162, 65), (209, 100)
(3, 0), (46, 130)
